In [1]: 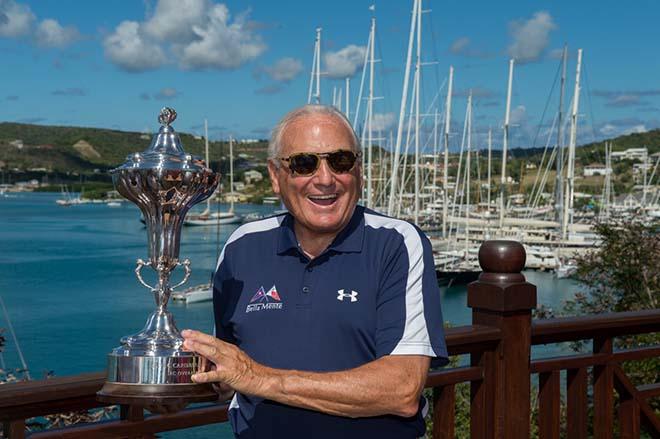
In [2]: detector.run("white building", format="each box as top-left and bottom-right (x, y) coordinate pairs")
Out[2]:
(633, 162), (653, 175)
(583, 163), (611, 177)
(611, 147), (648, 162)
(244, 170), (263, 184)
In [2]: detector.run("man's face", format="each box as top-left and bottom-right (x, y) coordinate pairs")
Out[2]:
(268, 113), (362, 239)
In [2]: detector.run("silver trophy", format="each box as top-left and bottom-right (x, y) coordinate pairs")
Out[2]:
(98, 108), (219, 411)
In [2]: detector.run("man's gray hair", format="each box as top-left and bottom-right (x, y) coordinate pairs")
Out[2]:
(268, 104), (360, 166)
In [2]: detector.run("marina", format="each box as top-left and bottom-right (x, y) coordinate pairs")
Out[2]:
(0, 0), (658, 435)
(0, 193), (582, 379)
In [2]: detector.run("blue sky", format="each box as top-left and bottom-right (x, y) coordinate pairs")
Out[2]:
(1, 0), (659, 151)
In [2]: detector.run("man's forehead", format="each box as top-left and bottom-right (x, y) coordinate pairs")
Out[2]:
(281, 114), (354, 147)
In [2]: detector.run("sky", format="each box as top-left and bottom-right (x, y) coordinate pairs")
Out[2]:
(1, 0), (659, 151)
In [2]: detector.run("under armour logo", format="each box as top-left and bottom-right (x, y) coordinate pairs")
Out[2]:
(337, 289), (358, 302)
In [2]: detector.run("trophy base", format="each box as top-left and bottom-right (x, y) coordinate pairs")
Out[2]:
(98, 349), (216, 413)
(97, 382), (217, 414)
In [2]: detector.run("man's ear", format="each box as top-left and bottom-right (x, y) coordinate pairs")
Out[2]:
(267, 160), (281, 195)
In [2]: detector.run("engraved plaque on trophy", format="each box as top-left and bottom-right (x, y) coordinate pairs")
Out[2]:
(97, 108), (219, 412)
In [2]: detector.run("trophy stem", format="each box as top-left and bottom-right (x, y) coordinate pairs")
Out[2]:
(156, 272), (171, 311)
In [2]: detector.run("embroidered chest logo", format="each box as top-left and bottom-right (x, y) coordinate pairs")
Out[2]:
(246, 285), (283, 313)
(337, 289), (359, 303)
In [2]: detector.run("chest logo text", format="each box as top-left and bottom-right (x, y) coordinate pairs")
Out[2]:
(246, 285), (283, 313)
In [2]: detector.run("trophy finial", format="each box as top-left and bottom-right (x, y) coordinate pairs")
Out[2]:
(158, 107), (177, 126)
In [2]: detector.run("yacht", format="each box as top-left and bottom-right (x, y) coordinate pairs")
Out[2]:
(172, 283), (213, 304)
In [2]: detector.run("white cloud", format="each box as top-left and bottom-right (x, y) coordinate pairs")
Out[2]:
(35, 19), (80, 48)
(370, 113), (396, 132)
(324, 44), (366, 79)
(155, 87), (179, 99)
(143, 0), (208, 42)
(623, 124), (647, 135)
(507, 11), (556, 63)
(264, 57), (303, 82)
(599, 123), (617, 136)
(548, 48), (564, 60)
(104, 1), (266, 72)
(509, 105), (527, 125)
(449, 37), (470, 54)
(179, 4), (266, 69)
(103, 21), (166, 72)
(0, 0), (34, 37)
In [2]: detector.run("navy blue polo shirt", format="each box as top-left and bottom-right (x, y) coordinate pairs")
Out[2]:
(213, 205), (448, 439)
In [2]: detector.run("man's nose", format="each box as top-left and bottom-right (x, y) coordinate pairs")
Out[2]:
(314, 158), (335, 185)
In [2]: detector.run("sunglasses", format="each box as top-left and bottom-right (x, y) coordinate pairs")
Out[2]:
(278, 150), (361, 176)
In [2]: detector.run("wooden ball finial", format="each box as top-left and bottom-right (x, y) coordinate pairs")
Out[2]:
(478, 240), (526, 274)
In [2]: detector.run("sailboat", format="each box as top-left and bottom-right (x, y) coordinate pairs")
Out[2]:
(185, 123), (242, 226)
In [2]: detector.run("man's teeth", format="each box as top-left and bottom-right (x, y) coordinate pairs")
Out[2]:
(309, 194), (337, 200)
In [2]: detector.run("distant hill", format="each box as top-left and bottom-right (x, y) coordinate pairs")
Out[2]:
(1, 121), (659, 177)
(0, 122), (269, 174)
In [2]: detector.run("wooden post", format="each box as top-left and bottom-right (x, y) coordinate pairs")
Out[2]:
(433, 385), (455, 438)
(468, 240), (537, 439)
(3, 420), (25, 439)
(593, 337), (613, 439)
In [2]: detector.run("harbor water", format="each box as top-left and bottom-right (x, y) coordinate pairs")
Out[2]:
(0, 193), (583, 437)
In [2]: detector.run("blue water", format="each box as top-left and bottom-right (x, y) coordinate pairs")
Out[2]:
(0, 193), (582, 437)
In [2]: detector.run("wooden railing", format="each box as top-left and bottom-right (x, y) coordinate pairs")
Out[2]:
(1, 240), (658, 438)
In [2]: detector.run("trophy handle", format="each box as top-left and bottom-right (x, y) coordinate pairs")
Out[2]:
(171, 259), (192, 291)
(135, 258), (157, 290)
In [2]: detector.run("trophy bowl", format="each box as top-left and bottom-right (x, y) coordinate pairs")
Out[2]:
(97, 108), (219, 412)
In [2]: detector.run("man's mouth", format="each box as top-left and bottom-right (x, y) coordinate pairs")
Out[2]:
(307, 194), (338, 206)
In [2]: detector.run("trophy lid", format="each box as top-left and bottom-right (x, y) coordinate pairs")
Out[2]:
(112, 107), (205, 172)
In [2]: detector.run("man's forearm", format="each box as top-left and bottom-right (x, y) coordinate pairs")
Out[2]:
(238, 355), (429, 418)
(182, 330), (430, 418)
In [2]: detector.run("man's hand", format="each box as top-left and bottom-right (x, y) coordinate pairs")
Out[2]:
(182, 329), (262, 395)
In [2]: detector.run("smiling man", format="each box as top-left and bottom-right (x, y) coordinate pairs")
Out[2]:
(182, 104), (448, 439)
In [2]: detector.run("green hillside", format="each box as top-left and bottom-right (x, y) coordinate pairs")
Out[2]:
(0, 122), (269, 174)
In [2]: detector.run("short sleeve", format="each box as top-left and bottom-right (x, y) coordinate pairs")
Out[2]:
(374, 227), (448, 368)
(213, 244), (240, 344)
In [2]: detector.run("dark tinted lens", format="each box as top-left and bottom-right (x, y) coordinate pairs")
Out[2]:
(289, 153), (320, 175)
(327, 150), (357, 173)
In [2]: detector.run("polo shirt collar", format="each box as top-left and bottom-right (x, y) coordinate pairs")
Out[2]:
(276, 205), (365, 255)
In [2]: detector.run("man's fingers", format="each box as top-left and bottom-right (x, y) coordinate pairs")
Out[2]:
(183, 339), (220, 361)
(182, 329), (218, 345)
(191, 370), (218, 384)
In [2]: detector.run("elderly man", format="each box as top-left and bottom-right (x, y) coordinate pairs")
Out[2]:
(182, 104), (447, 438)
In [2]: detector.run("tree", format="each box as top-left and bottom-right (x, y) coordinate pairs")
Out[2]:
(566, 217), (659, 314)
(564, 216), (660, 411)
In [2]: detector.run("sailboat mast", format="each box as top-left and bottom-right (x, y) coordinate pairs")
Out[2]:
(442, 65), (453, 237)
(345, 77), (350, 119)
(563, 48), (582, 240)
(387, 0), (419, 216)
(229, 134), (235, 213)
(487, 128), (492, 212)
(433, 109), (439, 212)
(413, 0), (422, 224)
(465, 92), (472, 258)
(555, 45), (568, 223)
(366, 15), (376, 209)
(499, 58), (514, 232)
(308, 28), (322, 104)
(604, 141), (612, 219)
(205, 119), (211, 213)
